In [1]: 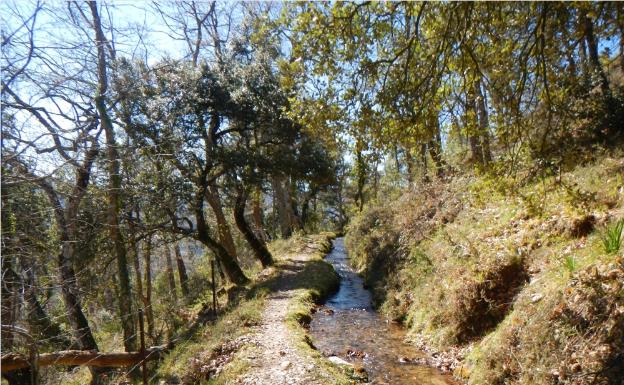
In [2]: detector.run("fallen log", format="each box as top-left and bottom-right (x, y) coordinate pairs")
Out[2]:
(1, 347), (165, 372)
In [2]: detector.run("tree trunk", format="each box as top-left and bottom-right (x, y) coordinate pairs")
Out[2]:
(173, 243), (190, 298)
(428, 113), (446, 178)
(22, 258), (70, 348)
(354, 148), (367, 212)
(128, 210), (144, 310)
(251, 188), (267, 241)
(58, 244), (99, 351)
(272, 175), (294, 237)
(2, 347), (166, 372)
(475, 79), (493, 164)
(234, 187), (274, 268)
(405, 147), (415, 184)
(143, 235), (155, 341)
(28, 148), (100, 355)
(393, 145), (401, 174)
(164, 244), (178, 304)
(288, 178), (303, 231)
(466, 85), (485, 165)
(420, 143), (430, 182)
(581, 9), (610, 95)
(195, 192), (249, 285)
(89, 1), (135, 352)
(372, 159), (380, 199)
(300, 187), (317, 229)
(205, 185), (238, 261)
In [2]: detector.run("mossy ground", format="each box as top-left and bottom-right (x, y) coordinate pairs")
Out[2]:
(345, 153), (624, 385)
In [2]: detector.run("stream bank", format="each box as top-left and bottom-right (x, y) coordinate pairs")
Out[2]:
(310, 238), (459, 385)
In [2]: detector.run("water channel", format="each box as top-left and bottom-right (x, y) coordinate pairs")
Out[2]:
(310, 238), (459, 385)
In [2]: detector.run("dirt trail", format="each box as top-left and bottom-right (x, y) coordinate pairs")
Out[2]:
(235, 245), (337, 385)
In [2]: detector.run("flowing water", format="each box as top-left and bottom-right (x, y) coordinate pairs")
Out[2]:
(310, 238), (458, 385)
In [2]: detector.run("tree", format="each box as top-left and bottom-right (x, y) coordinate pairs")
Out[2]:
(86, 0), (136, 352)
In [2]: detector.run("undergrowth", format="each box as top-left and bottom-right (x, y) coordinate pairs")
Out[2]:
(345, 154), (624, 385)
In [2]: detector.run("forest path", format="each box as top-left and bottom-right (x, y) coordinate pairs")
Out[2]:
(234, 241), (337, 385)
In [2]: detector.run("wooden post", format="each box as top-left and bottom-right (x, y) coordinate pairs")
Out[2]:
(30, 346), (38, 385)
(138, 308), (147, 385)
(211, 259), (217, 317)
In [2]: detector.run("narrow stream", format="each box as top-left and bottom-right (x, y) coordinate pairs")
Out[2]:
(310, 238), (458, 385)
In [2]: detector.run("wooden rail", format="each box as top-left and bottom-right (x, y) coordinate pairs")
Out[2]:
(1, 347), (164, 372)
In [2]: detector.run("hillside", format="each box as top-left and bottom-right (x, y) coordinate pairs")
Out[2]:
(346, 154), (624, 385)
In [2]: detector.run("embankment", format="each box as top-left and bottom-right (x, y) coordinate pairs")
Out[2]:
(345, 155), (624, 385)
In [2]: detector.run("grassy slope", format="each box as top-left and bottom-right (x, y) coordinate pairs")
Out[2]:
(158, 232), (354, 385)
(345, 154), (624, 385)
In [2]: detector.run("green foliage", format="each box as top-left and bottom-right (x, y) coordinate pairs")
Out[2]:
(601, 219), (624, 255)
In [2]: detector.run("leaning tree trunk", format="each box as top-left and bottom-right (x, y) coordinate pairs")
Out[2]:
(205, 185), (239, 261)
(195, 192), (249, 285)
(28, 143), (102, 383)
(234, 187), (274, 268)
(22, 258), (70, 348)
(58, 244), (99, 351)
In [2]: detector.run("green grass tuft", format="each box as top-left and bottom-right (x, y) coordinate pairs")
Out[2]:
(563, 254), (577, 273)
(601, 218), (624, 254)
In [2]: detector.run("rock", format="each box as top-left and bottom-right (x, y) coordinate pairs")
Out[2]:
(280, 361), (292, 370)
(328, 356), (352, 366)
(346, 349), (367, 359)
(531, 293), (543, 303)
